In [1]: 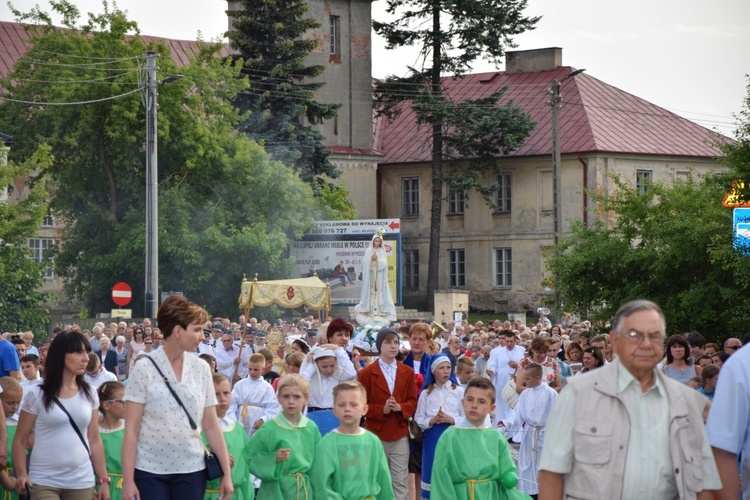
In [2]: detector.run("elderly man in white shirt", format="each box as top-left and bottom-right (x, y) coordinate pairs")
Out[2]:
(539, 300), (721, 500)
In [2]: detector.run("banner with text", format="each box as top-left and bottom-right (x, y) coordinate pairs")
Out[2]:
(291, 221), (401, 306)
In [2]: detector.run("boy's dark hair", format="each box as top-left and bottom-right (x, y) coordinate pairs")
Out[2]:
(712, 351), (730, 363)
(257, 348), (274, 362)
(20, 354), (39, 366)
(465, 377), (496, 401)
(701, 364), (720, 386)
(694, 354), (712, 366)
(198, 353), (216, 370)
(685, 331), (706, 348)
(503, 330), (516, 338)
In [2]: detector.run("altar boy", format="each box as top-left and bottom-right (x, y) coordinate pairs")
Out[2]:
(499, 363), (557, 497)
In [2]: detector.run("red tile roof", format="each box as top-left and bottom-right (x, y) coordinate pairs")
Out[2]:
(375, 67), (728, 164)
(0, 21), (228, 80)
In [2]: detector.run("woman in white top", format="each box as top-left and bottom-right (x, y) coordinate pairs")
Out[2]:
(126, 327), (146, 374)
(122, 296), (232, 500)
(13, 330), (111, 499)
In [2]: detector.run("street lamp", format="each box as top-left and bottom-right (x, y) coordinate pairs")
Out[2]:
(144, 50), (183, 319)
(549, 68), (586, 245)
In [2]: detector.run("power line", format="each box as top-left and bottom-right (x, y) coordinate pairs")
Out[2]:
(0, 86), (145, 106)
(21, 57), (139, 71)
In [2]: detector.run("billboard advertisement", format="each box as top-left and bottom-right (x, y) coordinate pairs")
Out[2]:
(290, 220), (401, 306)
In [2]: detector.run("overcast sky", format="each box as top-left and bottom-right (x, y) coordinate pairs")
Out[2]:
(3, 0), (748, 137)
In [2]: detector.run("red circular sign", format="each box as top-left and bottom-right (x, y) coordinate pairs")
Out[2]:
(111, 282), (133, 307)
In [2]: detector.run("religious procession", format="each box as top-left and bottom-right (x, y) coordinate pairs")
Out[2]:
(0, 230), (746, 500)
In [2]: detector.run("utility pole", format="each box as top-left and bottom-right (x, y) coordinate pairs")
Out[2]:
(549, 78), (562, 245)
(548, 68), (585, 245)
(145, 51), (158, 319)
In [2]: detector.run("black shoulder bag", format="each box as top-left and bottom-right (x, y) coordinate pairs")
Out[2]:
(144, 356), (224, 480)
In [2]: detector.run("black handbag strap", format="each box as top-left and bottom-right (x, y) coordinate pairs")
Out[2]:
(144, 355), (197, 431)
(52, 396), (91, 458)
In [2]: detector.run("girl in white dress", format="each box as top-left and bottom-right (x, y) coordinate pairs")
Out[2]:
(414, 355), (464, 499)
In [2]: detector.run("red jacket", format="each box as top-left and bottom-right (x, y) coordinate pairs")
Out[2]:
(358, 360), (417, 442)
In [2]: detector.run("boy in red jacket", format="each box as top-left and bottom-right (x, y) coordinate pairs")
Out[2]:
(358, 327), (417, 500)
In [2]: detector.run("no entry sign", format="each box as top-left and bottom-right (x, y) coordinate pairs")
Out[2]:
(112, 282), (133, 307)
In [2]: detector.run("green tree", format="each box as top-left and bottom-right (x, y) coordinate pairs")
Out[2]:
(546, 174), (750, 338)
(373, 0), (538, 309)
(0, 145), (54, 332)
(2, 1), (317, 316)
(226, 0), (341, 185)
(547, 78), (750, 339)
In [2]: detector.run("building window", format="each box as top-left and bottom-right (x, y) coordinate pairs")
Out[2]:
(329, 16), (340, 56)
(403, 250), (419, 289)
(29, 238), (55, 279)
(495, 248), (512, 287)
(447, 185), (464, 215)
(448, 249), (465, 288)
(402, 177), (420, 217)
(636, 170), (652, 196)
(42, 208), (54, 227)
(495, 173), (511, 213)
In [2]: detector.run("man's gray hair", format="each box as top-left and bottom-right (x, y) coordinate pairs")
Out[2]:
(92, 325), (102, 334)
(612, 300), (666, 334)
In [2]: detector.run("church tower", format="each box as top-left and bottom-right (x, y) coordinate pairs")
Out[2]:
(227, 0), (380, 218)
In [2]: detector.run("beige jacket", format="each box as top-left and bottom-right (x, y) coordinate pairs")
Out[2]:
(561, 361), (711, 500)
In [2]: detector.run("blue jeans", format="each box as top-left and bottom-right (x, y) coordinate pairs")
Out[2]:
(134, 468), (207, 500)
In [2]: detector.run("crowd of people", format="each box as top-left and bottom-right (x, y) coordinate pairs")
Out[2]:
(0, 297), (748, 499)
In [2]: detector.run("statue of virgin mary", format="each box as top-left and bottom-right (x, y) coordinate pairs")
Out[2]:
(354, 227), (396, 326)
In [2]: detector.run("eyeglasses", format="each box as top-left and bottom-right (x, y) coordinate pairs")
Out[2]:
(726, 345), (741, 351)
(145, 342), (153, 345)
(106, 400), (126, 407)
(622, 329), (663, 344)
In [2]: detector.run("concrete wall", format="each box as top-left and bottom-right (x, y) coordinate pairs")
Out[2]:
(379, 154), (726, 313)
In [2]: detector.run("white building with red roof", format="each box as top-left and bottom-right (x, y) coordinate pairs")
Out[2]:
(375, 48), (729, 313)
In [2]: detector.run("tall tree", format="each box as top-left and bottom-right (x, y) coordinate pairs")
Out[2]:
(0, 145), (53, 332)
(373, 0), (538, 309)
(2, 1), (318, 316)
(226, 0), (342, 187)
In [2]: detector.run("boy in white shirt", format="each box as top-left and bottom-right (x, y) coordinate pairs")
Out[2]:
(19, 354), (42, 391)
(228, 353), (280, 438)
(499, 362), (558, 497)
(83, 352), (117, 389)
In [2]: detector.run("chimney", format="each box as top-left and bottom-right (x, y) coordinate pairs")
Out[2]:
(505, 48), (562, 74)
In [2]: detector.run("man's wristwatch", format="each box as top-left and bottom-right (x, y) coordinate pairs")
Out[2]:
(97, 477), (111, 485)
